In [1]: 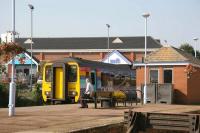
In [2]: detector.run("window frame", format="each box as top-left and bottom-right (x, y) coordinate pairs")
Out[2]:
(149, 68), (159, 84)
(68, 65), (77, 82)
(45, 66), (52, 82)
(163, 68), (173, 84)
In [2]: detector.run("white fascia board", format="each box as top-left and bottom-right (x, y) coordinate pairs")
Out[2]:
(27, 48), (158, 53)
(133, 62), (200, 68)
(24, 53), (39, 66)
(133, 62), (190, 67)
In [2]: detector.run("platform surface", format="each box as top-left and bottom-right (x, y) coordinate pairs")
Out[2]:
(0, 104), (200, 133)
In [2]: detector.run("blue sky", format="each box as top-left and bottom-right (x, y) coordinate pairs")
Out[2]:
(0, 0), (200, 49)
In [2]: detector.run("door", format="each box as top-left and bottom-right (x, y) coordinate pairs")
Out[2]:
(55, 67), (64, 99)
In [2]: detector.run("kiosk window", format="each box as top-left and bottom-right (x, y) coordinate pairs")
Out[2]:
(150, 69), (158, 83)
(164, 69), (172, 83)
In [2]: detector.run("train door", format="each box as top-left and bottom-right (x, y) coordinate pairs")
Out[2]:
(55, 67), (64, 99)
(52, 63), (68, 101)
(67, 63), (79, 103)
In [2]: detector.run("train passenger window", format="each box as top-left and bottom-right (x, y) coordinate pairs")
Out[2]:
(69, 65), (77, 82)
(90, 72), (95, 85)
(101, 73), (107, 87)
(45, 66), (52, 82)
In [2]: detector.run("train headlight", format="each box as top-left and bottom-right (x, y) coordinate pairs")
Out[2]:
(69, 91), (78, 96)
(45, 91), (51, 97)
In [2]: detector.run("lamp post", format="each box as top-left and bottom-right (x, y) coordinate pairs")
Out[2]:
(193, 38), (199, 58)
(142, 13), (150, 104)
(106, 24), (110, 63)
(8, 0), (16, 117)
(28, 4), (34, 89)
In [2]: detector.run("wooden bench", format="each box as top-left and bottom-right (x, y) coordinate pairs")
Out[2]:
(124, 111), (200, 133)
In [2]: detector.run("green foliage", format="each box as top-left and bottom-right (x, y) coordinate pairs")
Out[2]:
(0, 65), (6, 75)
(179, 43), (195, 56)
(16, 83), (43, 107)
(0, 83), (43, 108)
(0, 83), (9, 107)
(179, 43), (200, 59)
(31, 84), (43, 106)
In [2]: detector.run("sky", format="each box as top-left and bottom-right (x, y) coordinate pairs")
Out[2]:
(0, 0), (200, 49)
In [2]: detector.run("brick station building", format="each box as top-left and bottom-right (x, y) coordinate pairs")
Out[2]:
(2, 36), (162, 84)
(134, 45), (200, 104)
(15, 36), (162, 63)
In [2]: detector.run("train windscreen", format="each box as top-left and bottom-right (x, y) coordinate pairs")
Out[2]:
(68, 65), (77, 82)
(45, 66), (52, 82)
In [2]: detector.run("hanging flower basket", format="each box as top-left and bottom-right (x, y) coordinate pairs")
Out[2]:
(0, 42), (25, 63)
(184, 64), (196, 78)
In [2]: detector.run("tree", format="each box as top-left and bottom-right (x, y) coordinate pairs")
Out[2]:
(179, 43), (200, 59)
(0, 42), (25, 63)
(179, 43), (195, 56)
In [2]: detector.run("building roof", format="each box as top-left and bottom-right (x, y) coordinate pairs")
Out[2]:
(144, 46), (200, 66)
(53, 57), (132, 75)
(102, 50), (132, 65)
(13, 36), (162, 50)
(6, 51), (40, 65)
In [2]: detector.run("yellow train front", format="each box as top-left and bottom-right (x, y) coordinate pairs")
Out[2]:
(42, 57), (134, 104)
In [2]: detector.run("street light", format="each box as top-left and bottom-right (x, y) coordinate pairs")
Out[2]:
(193, 38), (199, 58)
(106, 24), (110, 63)
(27, 4), (34, 89)
(8, 0), (16, 117)
(142, 13), (150, 104)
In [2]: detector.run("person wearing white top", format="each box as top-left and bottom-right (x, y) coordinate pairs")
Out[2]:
(80, 78), (94, 108)
(85, 78), (94, 95)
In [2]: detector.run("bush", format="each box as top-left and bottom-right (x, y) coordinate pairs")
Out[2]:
(0, 83), (9, 107)
(16, 83), (43, 107)
(31, 84), (43, 106)
(0, 82), (43, 107)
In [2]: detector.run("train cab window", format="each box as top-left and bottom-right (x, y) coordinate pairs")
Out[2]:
(45, 66), (52, 82)
(69, 65), (77, 82)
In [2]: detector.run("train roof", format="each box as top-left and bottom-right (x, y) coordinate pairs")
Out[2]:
(54, 57), (133, 75)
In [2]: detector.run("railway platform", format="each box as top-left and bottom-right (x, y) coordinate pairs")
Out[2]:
(0, 104), (200, 133)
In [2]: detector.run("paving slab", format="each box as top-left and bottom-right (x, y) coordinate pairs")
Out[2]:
(0, 104), (200, 133)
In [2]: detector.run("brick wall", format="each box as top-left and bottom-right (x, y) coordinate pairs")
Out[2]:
(73, 52), (101, 61)
(136, 65), (189, 104)
(173, 66), (188, 104)
(33, 51), (143, 62)
(187, 67), (200, 104)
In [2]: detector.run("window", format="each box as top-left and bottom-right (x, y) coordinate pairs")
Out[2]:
(90, 72), (95, 85)
(149, 69), (158, 83)
(101, 73), (108, 87)
(164, 69), (172, 83)
(45, 66), (52, 82)
(68, 65), (77, 82)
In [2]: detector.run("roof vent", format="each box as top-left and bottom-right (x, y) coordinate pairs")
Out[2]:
(163, 40), (171, 47)
(112, 37), (123, 44)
